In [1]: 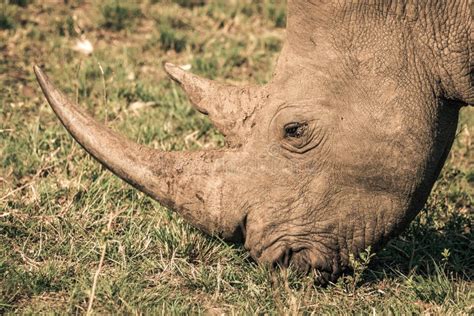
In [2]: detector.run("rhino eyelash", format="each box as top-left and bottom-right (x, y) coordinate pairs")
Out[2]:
(281, 122), (325, 155)
(284, 122), (308, 138)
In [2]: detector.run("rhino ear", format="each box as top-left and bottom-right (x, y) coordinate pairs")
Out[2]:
(164, 63), (265, 146)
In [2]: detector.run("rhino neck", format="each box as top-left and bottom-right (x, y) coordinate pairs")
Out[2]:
(281, 0), (472, 105)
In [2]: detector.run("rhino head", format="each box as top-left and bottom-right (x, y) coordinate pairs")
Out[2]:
(35, 0), (472, 284)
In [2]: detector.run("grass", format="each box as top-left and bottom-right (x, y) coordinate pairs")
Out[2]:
(100, 1), (142, 31)
(0, 3), (18, 30)
(0, 0), (472, 314)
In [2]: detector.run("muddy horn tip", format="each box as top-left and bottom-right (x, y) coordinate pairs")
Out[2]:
(33, 65), (44, 78)
(33, 65), (53, 95)
(163, 62), (188, 83)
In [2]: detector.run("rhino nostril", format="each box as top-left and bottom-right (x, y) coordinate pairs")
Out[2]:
(265, 247), (337, 285)
(230, 213), (248, 244)
(272, 248), (293, 269)
(272, 248), (313, 272)
(290, 250), (312, 274)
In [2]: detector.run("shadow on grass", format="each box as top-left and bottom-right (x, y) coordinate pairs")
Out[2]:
(367, 206), (472, 282)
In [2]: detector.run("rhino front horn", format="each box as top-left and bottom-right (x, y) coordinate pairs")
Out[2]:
(34, 65), (246, 239)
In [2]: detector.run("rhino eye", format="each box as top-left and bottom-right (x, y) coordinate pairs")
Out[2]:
(284, 122), (307, 138)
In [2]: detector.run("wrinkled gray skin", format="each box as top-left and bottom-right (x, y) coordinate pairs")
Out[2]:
(35, 0), (472, 284)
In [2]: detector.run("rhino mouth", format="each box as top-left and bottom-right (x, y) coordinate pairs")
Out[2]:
(276, 248), (339, 285)
(249, 237), (341, 285)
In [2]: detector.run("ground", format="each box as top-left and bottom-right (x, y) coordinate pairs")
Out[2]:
(0, 0), (472, 314)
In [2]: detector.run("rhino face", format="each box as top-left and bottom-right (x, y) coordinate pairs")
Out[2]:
(237, 60), (461, 283)
(35, 0), (472, 284)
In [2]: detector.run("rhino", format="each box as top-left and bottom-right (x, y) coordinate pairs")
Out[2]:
(34, 0), (472, 284)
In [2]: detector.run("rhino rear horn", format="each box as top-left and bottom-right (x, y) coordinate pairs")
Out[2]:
(164, 63), (265, 146)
